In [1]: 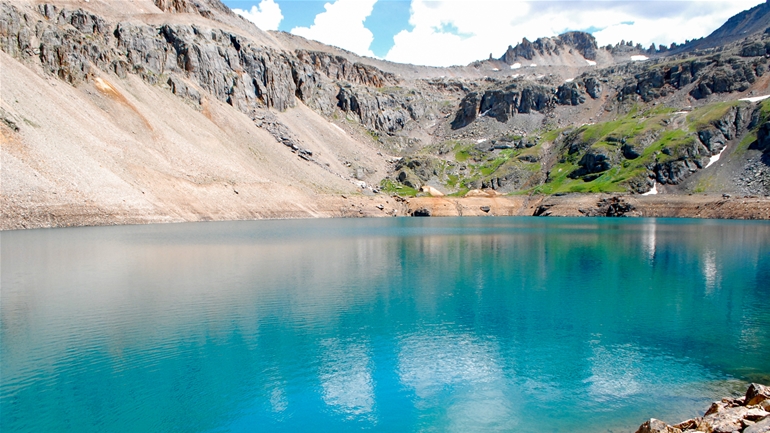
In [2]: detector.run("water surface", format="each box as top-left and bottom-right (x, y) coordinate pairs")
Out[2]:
(2, 217), (769, 432)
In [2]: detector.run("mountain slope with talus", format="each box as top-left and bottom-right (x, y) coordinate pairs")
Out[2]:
(1, 0), (769, 229)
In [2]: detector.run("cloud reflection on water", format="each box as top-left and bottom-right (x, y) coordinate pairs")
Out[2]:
(397, 330), (516, 431)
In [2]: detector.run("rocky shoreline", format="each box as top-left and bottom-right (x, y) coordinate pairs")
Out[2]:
(635, 383), (770, 433)
(2, 192), (769, 231)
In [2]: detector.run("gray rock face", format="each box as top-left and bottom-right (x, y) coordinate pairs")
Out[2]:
(0, 2), (406, 129)
(452, 82), (567, 128)
(452, 92), (481, 129)
(584, 77), (602, 99)
(614, 56), (767, 102)
(556, 82), (586, 106)
(570, 150), (612, 179)
(500, 31), (598, 63)
(655, 158), (705, 184)
(336, 85), (424, 134)
(755, 122), (770, 152)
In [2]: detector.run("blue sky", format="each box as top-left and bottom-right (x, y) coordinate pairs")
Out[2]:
(223, 0), (412, 57)
(222, 0), (766, 67)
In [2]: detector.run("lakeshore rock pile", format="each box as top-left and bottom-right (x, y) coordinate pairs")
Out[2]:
(635, 383), (770, 433)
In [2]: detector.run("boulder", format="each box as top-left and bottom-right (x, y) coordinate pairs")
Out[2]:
(634, 418), (682, 433)
(747, 383), (770, 406)
(579, 197), (636, 217)
(569, 150), (612, 179)
(699, 406), (761, 433)
(584, 77), (602, 99)
(743, 416), (770, 433)
(556, 82), (586, 106)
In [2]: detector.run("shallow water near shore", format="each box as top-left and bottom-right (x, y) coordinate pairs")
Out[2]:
(2, 217), (770, 432)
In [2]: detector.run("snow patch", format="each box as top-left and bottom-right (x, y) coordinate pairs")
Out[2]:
(642, 183), (658, 196)
(511, 74), (520, 79)
(739, 95), (770, 102)
(565, 78), (574, 83)
(477, 138), (487, 143)
(510, 63), (521, 70)
(492, 68), (500, 71)
(706, 145), (728, 168)
(586, 60), (597, 66)
(529, 63), (537, 67)
(630, 55), (648, 62)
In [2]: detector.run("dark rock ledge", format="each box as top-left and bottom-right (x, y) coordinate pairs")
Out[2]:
(635, 383), (770, 433)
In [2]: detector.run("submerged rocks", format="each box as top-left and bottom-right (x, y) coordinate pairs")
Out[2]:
(634, 383), (770, 433)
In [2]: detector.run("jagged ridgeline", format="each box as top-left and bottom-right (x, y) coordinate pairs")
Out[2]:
(1, 0), (770, 202)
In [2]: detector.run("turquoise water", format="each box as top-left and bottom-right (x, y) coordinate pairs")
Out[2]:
(2, 217), (769, 432)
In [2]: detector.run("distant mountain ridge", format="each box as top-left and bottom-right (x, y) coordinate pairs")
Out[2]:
(500, 31), (599, 63)
(667, 0), (770, 53)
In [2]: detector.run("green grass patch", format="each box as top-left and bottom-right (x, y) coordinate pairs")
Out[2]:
(380, 179), (419, 196)
(366, 129), (380, 141)
(687, 101), (741, 130)
(735, 132), (758, 157)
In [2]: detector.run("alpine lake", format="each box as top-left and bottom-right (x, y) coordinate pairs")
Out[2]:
(2, 217), (769, 433)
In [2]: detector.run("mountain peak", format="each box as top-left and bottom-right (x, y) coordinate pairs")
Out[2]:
(499, 31), (598, 64)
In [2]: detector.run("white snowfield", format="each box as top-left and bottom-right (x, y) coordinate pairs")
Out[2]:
(739, 95), (770, 102)
(706, 145), (728, 169)
(510, 63), (521, 69)
(586, 60), (597, 66)
(642, 183), (658, 196)
(631, 55), (649, 61)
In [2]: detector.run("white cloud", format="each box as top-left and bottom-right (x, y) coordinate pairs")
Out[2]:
(385, 0), (766, 67)
(291, 0), (378, 57)
(233, 0), (283, 31)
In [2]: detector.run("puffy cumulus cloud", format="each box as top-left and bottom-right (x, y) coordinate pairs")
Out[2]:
(233, 0), (283, 31)
(386, 0), (765, 67)
(291, 0), (378, 57)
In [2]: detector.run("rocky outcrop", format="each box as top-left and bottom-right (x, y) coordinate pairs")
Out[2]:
(569, 150), (613, 180)
(556, 82), (586, 106)
(452, 82), (583, 128)
(295, 50), (398, 88)
(578, 196), (636, 217)
(336, 85), (426, 134)
(614, 56), (767, 102)
(0, 2), (403, 126)
(500, 31), (598, 63)
(653, 105), (751, 185)
(634, 383), (770, 433)
(755, 122), (770, 152)
(153, 0), (233, 18)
